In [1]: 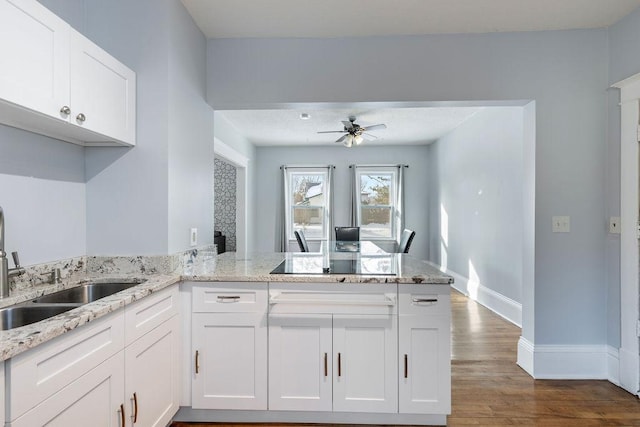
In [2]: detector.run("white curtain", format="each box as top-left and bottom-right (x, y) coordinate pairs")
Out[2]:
(395, 165), (405, 244)
(275, 166), (288, 251)
(349, 165), (358, 226)
(326, 166), (335, 243)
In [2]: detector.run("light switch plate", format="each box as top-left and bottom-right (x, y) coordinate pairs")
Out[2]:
(552, 216), (570, 233)
(190, 228), (198, 246)
(609, 217), (621, 234)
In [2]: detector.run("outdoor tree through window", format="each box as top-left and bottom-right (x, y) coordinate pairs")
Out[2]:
(287, 169), (328, 240)
(357, 169), (397, 239)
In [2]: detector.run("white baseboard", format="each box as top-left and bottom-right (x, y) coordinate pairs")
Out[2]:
(607, 345), (620, 386)
(533, 344), (609, 379)
(619, 347), (640, 395)
(517, 337), (534, 376)
(426, 261), (522, 327)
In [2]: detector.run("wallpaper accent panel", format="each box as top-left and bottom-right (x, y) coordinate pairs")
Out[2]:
(214, 158), (237, 251)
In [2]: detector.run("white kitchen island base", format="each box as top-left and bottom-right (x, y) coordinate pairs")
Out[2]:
(173, 408), (447, 426)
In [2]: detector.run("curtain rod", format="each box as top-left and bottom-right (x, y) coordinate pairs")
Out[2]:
(280, 165), (335, 170)
(348, 164), (409, 168)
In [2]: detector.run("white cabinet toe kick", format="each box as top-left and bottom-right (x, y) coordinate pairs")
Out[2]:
(182, 281), (451, 425)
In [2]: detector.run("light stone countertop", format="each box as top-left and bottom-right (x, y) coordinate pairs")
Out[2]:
(0, 274), (181, 362)
(0, 251), (452, 362)
(184, 252), (454, 285)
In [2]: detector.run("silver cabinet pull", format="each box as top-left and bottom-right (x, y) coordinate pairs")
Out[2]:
(60, 105), (71, 115)
(76, 113), (86, 123)
(217, 295), (241, 302)
(412, 297), (438, 304)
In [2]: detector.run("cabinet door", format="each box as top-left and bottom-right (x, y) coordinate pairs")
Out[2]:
(333, 315), (398, 413)
(69, 29), (136, 145)
(11, 352), (125, 427)
(268, 314), (332, 411)
(125, 315), (180, 427)
(192, 312), (267, 409)
(399, 315), (451, 414)
(0, 0), (70, 119)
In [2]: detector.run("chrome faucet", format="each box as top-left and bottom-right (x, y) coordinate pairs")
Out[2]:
(0, 206), (25, 298)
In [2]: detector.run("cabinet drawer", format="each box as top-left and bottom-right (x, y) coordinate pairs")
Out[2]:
(399, 285), (450, 316)
(8, 311), (124, 420)
(192, 283), (267, 313)
(125, 285), (179, 346)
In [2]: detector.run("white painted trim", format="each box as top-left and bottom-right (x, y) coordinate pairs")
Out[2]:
(214, 137), (249, 168)
(517, 336), (534, 376)
(533, 345), (609, 379)
(608, 345), (620, 387)
(617, 74), (640, 396)
(426, 261), (522, 327)
(214, 137), (249, 254)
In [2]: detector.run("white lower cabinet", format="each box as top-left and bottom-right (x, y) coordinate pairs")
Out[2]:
(12, 352), (125, 427)
(398, 285), (451, 414)
(6, 285), (181, 426)
(268, 314), (333, 411)
(333, 315), (397, 413)
(191, 283), (268, 410)
(125, 314), (181, 427)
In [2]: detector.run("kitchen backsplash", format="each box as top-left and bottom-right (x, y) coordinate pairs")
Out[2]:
(9, 245), (217, 293)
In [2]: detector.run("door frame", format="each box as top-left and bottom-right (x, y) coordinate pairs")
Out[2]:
(214, 137), (249, 255)
(613, 72), (640, 396)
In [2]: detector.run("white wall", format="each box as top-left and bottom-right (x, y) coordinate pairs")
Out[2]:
(428, 107), (524, 305)
(254, 145), (430, 259)
(207, 29), (608, 349)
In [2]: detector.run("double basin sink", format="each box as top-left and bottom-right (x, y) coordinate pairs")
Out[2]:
(0, 280), (146, 331)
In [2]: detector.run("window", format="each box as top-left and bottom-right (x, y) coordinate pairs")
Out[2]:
(285, 168), (330, 240)
(355, 167), (398, 240)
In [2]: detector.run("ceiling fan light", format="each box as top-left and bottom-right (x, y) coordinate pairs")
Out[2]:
(354, 135), (364, 145)
(343, 135), (353, 147)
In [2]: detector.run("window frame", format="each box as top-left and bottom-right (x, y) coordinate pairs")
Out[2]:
(355, 167), (398, 241)
(285, 167), (330, 242)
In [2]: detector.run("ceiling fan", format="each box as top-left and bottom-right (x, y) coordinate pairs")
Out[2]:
(317, 116), (387, 147)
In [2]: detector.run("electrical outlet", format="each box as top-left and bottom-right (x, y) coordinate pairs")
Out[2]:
(552, 216), (570, 233)
(609, 217), (621, 234)
(190, 228), (198, 246)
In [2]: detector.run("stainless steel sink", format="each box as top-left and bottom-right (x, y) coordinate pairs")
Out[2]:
(0, 304), (79, 331)
(32, 281), (145, 304)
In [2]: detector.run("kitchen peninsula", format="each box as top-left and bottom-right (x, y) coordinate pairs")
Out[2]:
(179, 251), (454, 426)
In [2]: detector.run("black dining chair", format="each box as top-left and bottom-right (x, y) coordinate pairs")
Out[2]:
(294, 230), (309, 252)
(335, 226), (360, 242)
(398, 229), (416, 253)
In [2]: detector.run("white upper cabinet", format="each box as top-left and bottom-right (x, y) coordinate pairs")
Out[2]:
(0, 0), (136, 146)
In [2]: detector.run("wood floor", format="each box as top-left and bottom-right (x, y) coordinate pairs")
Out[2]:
(172, 290), (640, 426)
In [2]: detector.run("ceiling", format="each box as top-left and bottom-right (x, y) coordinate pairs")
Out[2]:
(217, 107), (483, 147)
(199, 1), (638, 147)
(181, 0), (640, 39)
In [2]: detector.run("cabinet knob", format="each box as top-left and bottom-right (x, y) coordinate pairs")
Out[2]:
(76, 113), (86, 123)
(60, 105), (71, 115)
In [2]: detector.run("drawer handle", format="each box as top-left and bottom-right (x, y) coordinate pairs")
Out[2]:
(324, 352), (328, 377)
(217, 295), (241, 302)
(404, 354), (408, 378)
(195, 350), (200, 374)
(412, 297), (438, 304)
(338, 352), (342, 377)
(119, 403), (125, 427)
(132, 392), (138, 423)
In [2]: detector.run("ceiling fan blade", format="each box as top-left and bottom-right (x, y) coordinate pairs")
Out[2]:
(342, 120), (354, 130)
(335, 134), (350, 144)
(362, 124), (387, 131)
(318, 130), (347, 134)
(363, 132), (378, 141)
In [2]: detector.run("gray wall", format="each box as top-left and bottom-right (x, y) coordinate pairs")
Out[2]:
(83, 0), (213, 255)
(254, 145), (430, 260)
(605, 7), (640, 348)
(428, 107), (524, 303)
(214, 158), (237, 251)
(207, 29), (608, 347)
